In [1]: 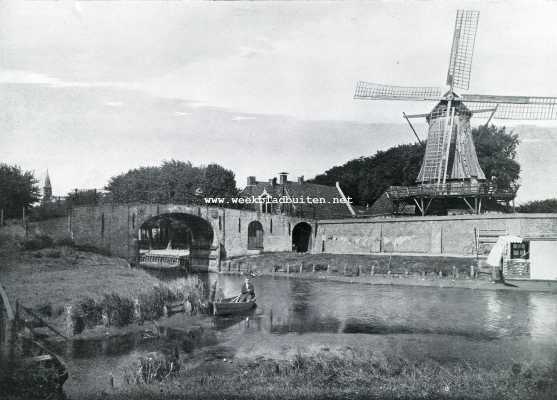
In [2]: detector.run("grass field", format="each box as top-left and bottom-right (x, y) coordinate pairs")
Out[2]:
(0, 234), (206, 333)
(82, 349), (557, 400)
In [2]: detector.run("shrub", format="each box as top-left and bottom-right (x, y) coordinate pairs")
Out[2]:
(122, 351), (179, 385)
(101, 293), (134, 327)
(517, 198), (557, 213)
(139, 286), (176, 321)
(78, 297), (103, 328)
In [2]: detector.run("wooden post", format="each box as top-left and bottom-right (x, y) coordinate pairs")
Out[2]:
(287, 264), (290, 274)
(15, 300), (20, 327)
(358, 265), (361, 276)
(452, 266), (457, 278)
(439, 271), (443, 278)
(299, 264), (303, 274)
(312, 264), (315, 273)
(0, 208), (4, 226)
(343, 264), (347, 276)
(64, 304), (74, 337)
(470, 264), (475, 279)
(371, 265), (375, 276)
(327, 264), (330, 274)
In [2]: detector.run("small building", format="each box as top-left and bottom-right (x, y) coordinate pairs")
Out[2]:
(486, 235), (557, 281)
(240, 172), (354, 220)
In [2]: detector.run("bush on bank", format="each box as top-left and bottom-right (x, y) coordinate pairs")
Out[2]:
(70, 284), (204, 333)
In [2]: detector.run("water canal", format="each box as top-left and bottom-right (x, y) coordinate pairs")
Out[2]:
(44, 272), (557, 397)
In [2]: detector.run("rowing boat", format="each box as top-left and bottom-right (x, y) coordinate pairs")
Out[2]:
(213, 296), (256, 316)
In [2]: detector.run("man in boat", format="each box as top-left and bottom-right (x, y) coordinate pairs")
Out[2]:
(238, 277), (255, 302)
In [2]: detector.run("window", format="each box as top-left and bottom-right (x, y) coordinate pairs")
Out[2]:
(270, 219), (273, 234)
(248, 221), (264, 250)
(510, 241), (529, 259)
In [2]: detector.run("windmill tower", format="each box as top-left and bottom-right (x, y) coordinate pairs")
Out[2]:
(355, 10), (557, 215)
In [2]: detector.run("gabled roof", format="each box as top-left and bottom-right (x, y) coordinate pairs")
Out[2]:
(241, 180), (353, 219)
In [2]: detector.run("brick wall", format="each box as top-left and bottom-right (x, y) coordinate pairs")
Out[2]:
(313, 214), (557, 256)
(29, 205), (557, 260)
(504, 259), (530, 279)
(29, 204), (311, 266)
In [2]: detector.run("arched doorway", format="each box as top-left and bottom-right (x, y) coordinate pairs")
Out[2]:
(139, 213), (214, 271)
(247, 221), (264, 250)
(292, 222), (312, 252)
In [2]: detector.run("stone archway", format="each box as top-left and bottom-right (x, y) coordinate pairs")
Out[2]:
(247, 221), (264, 250)
(139, 213), (215, 271)
(292, 222), (312, 253)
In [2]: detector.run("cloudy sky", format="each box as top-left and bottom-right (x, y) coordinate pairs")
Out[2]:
(1, 0), (557, 202)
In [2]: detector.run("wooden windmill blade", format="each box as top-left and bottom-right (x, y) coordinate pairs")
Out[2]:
(462, 94), (557, 119)
(446, 10), (480, 90)
(354, 81), (444, 102)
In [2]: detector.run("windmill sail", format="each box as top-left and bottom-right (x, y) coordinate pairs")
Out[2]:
(446, 10), (480, 90)
(462, 94), (557, 119)
(354, 81), (443, 101)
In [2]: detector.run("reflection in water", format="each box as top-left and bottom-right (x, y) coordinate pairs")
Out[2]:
(10, 270), (555, 399)
(214, 274), (557, 342)
(529, 294), (557, 342)
(48, 326), (203, 360)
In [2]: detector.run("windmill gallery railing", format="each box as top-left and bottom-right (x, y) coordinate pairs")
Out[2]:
(387, 182), (518, 200)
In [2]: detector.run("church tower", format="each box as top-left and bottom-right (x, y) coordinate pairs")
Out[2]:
(43, 170), (52, 204)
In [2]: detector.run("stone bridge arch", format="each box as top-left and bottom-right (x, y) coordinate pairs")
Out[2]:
(57, 203), (316, 271)
(131, 205), (221, 271)
(292, 222), (312, 253)
(138, 213), (214, 251)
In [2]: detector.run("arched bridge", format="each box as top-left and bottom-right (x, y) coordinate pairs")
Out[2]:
(35, 203), (316, 271)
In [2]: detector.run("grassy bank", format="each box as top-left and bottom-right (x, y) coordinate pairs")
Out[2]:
(78, 349), (557, 400)
(228, 252), (479, 277)
(224, 252), (557, 292)
(0, 235), (208, 335)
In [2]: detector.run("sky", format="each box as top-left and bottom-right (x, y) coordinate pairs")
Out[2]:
(1, 0), (557, 203)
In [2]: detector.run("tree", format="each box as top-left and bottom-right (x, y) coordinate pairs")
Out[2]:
(473, 125), (520, 189)
(202, 164), (238, 198)
(311, 142), (425, 206)
(517, 199), (557, 213)
(0, 163), (40, 219)
(106, 160), (237, 204)
(310, 125), (520, 207)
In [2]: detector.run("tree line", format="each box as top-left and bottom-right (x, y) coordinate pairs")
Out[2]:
(106, 160), (238, 203)
(1, 125), (556, 220)
(310, 125), (522, 207)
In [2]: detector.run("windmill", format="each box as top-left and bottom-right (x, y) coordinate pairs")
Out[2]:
(354, 10), (557, 215)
